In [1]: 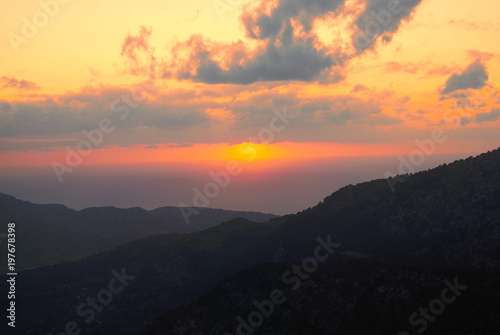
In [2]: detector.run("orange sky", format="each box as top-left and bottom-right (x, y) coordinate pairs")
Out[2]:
(1, 0), (500, 170)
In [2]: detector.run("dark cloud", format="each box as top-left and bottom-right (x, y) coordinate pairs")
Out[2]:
(286, 94), (397, 128)
(0, 84), (409, 150)
(353, 0), (423, 53)
(300, 102), (332, 114)
(191, 38), (335, 84)
(1, 77), (40, 91)
(0, 101), (89, 137)
(366, 114), (402, 125)
(320, 108), (360, 125)
(441, 59), (488, 95)
(475, 108), (500, 123)
(125, 0), (424, 85)
(174, 0), (424, 84)
(241, 0), (345, 39)
(296, 98), (401, 129)
(459, 116), (472, 126)
(0, 138), (75, 152)
(0, 87), (209, 138)
(169, 0), (349, 84)
(0, 101), (13, 111)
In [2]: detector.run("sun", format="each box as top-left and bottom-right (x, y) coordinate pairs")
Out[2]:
(226, 142), (274, 161)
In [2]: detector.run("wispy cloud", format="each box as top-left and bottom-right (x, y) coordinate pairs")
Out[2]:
(121, 26), (157, 79)
(1, 76), (40, 91)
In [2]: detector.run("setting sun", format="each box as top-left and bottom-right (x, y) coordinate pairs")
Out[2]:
(1, 1), (500, 333)
(226, 142), (274, 161)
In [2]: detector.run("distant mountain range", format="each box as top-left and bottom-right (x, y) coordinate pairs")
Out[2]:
(0, 194), (278, 269)
(2, 147), (499, 335)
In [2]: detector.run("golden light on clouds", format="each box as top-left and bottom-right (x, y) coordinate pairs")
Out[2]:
(0, 0), (498, 169)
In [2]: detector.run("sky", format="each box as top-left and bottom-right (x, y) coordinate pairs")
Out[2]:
(0, 0), (499, 213)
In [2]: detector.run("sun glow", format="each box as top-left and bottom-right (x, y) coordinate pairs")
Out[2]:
(226, 142), (275, 161)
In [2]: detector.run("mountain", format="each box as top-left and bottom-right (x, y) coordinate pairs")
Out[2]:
(145, 263), (500, 335)
(4, 217), (283, 335)
(0, 194), (278, 269)
(144, 148), (500, 334)
(2, 148), (499, 335)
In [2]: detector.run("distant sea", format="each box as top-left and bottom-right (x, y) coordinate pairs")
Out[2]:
(0, 153), (477, 215)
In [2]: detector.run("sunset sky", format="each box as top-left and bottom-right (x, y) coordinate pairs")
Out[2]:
(1, 0), (499, 212)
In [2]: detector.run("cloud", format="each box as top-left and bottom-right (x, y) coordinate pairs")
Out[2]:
(459, 116), (472, 126)
(474, 108), (500, 123)
(121, 26), (157, 79)
(353, 0), (423, 53)
(181, 36), (336, 84)
(440, 59), (489, 95)
(467, 50), (495, 62)
(88, 68), (100, 77)
(351, 84), (369, 93)
(241, 0), (345, 39)
(320, 108), (359, 125)
(425, 65), (457, 76)
(287, 93), (401, 128)
(0, 82), (414, 151)
(0, 86), (209, 139)
(447, 19), (497, 32)
(0, 138), (76, 152)
(366, 113), (402, 125)
(0, 101), (13, 111)
(167, 0), (352, 85)
(1, 77), (40, 91)
(127, 0), (423, 85)
(385, 61), (420, 73)
(447, 19), (480, 31)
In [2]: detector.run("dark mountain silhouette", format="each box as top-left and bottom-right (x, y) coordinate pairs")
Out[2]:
(0, 194), (278, 269)
(2, 148), (499, 335)
(144, 148), (500, 334)
(145, 262), (500, 335)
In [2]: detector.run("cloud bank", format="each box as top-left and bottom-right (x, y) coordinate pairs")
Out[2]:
(441, 59), (489, 95)
(163, 0), (424, 85)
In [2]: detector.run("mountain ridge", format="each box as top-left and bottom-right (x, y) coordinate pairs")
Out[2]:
(0, 193), (279, 269)
(2, 147), (499, 334)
